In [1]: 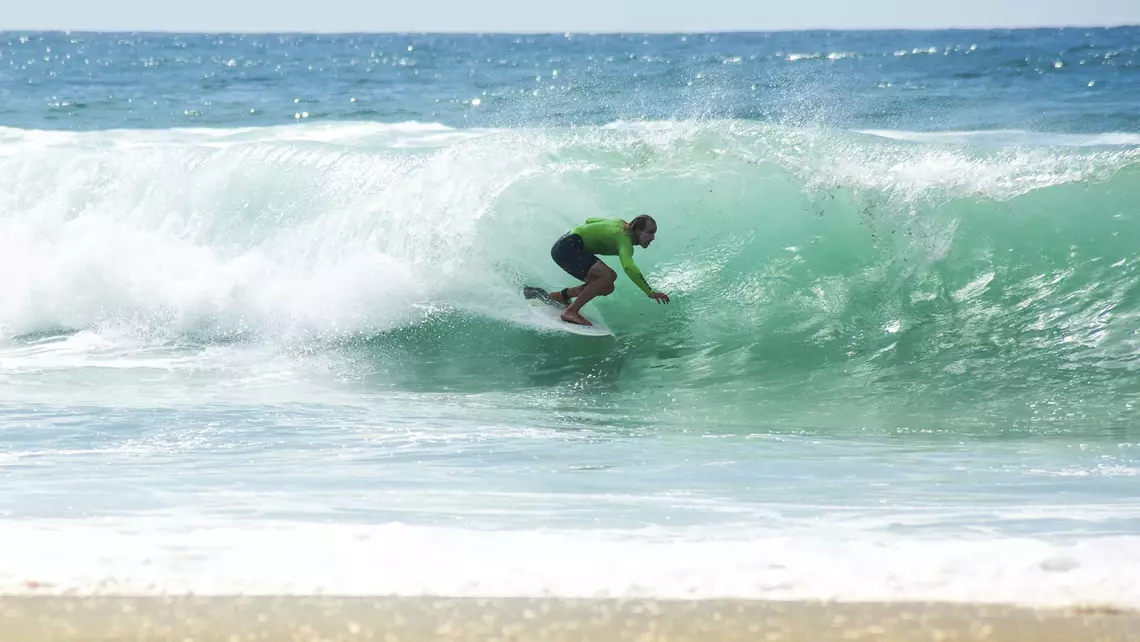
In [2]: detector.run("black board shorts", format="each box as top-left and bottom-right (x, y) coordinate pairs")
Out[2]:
(551, 233), (600, 281)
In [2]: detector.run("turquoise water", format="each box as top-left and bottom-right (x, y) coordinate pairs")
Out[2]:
(0, 30), (1139, 605)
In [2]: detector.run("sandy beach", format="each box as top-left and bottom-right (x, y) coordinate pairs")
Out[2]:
(0, 596), (1137, 642)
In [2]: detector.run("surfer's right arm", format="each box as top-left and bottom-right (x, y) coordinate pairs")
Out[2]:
(617, 237), (670, 303)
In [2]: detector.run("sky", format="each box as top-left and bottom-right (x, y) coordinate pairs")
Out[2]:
(2, 0), (1138, 33)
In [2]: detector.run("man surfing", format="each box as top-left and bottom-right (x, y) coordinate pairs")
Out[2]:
(525, 215), (669, 326)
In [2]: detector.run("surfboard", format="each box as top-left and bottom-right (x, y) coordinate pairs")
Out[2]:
(522, 287), (613, 337)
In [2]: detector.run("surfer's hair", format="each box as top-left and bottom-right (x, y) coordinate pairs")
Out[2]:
(625, 214), (656, 232)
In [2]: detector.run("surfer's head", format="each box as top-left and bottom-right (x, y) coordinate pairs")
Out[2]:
(626, 214), (657, 248)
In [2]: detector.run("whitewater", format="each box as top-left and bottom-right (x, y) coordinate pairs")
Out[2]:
(1, 29), (1139, 613)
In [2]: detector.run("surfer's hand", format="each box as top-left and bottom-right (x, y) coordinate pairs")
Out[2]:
(649, 292), (670, 304)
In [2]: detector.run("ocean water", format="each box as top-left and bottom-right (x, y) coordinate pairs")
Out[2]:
(1, 29), (1139, 607)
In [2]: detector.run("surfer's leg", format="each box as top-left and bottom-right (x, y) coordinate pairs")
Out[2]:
(561, 261), (616, 326)
(549, 284), (585, 305)
(549, 233), (602, 308)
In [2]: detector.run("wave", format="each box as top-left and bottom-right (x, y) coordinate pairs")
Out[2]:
(1, 120), (1138, 415)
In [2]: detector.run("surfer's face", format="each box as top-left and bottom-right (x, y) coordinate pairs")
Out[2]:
(636, 224), (656, 248)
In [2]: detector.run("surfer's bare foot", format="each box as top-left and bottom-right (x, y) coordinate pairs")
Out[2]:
(561, 310), (592, 326)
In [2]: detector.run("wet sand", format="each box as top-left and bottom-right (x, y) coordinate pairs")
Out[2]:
(1, 596), (1138, 641)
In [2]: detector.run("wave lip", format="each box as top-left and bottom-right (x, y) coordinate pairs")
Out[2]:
(0, 121), (498, 153)
(857, 129), (1140, 147)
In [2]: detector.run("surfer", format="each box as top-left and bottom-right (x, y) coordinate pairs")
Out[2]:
(526, 215), (669, 326)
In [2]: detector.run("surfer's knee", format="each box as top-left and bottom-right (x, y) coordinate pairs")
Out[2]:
(586, 262), (616, 295)
(600, 269), (616, 294)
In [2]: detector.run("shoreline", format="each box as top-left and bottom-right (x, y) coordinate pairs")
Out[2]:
(1, 596), (1138, 641)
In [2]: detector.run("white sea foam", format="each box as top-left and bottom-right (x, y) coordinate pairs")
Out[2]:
(0, 518), (1136, 607)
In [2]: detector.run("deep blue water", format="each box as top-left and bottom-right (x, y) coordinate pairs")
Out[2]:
(1, 29), (1138, 131)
